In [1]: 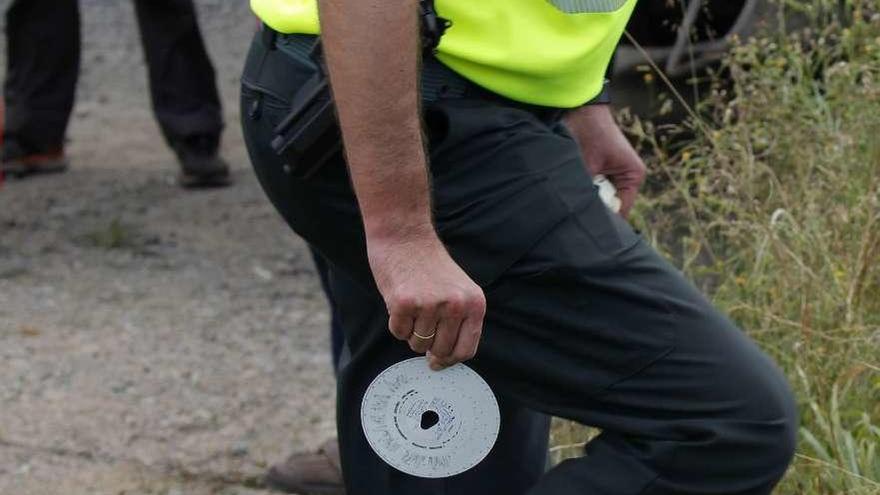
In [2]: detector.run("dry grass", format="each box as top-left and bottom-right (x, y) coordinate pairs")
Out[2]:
(550, 2), (880, 493)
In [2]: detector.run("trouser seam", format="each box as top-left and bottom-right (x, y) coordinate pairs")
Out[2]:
(636, 475), (662, 495)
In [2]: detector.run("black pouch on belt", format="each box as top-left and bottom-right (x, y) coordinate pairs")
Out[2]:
(269, 42), (340, 179)
(269, 0), (449, 179)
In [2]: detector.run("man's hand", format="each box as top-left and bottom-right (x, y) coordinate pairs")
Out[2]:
(565, 104), (646, 217)
(369, 232), (486, 371)
(318, 0), (485, 369)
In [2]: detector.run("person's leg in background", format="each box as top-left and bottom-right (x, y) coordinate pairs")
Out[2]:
(1, 0), (78, 177)
(131, 0), (230, 187)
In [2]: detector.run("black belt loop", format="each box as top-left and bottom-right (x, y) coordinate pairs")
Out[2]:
(420, 0), (451, 55)
(252, 24), (279, 92)
(245, 24), (281, 122)
(261, 23), (278, 51)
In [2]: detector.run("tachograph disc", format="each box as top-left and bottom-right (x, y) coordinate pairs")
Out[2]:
(360, 357), (500, 478)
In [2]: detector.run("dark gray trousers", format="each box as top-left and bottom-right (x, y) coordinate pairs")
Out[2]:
(3, 0), (222, 153)
(240, 32), (797, 495)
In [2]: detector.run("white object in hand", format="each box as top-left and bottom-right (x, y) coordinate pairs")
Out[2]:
(593, 174), (622, 213)
(361, 357), (500, 478)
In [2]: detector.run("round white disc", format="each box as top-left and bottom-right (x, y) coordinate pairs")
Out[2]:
(360, 357), (501, 478)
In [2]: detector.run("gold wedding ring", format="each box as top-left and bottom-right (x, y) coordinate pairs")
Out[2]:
(413, 331), (436, 340)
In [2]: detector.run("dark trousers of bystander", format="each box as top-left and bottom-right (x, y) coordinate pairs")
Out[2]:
(3, 0), (223, 155)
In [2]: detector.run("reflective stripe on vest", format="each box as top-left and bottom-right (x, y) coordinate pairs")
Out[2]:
(546, 0), (629, 13)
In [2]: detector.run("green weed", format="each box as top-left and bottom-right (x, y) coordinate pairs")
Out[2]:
(84, 218), (137, 250)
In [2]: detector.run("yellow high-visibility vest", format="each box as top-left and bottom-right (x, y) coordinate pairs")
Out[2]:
(251, 0), (636, 108)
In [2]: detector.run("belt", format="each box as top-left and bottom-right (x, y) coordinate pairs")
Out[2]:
(251, 26), (567, 124)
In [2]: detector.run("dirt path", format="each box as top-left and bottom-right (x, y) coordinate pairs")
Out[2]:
(0, 2), (336, 493)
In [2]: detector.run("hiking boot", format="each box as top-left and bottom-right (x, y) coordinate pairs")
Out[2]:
(1, 140), (69, 178)
(174, 135), (232, 188)
(265, 438), (345, 495)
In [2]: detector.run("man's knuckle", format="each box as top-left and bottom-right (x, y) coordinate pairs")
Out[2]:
(393, 293), (420, 312)
(466, 327), (483, 341)
(468, 295), (487, 316)
(447, 291), (466, 307)
(473, 288), (487, 304)
(444, 299), (466, 318)
(454, 349), (474, 362)
(431, 345), (451, 358)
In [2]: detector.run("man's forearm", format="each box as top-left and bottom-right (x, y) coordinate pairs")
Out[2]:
(565, 103), (618, 146)
(318, 0), (433, 241)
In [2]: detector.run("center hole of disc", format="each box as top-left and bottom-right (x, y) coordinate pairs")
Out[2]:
(420, 410), (440, 430)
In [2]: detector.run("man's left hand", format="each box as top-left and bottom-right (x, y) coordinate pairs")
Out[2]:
(565, 104), (646, 218)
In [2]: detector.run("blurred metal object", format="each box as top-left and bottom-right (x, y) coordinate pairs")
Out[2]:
(612, 0), (773, 121)
(666, 0), (760, 76)
(615, 0), (766, 78)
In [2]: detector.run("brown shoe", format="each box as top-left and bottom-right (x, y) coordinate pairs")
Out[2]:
(265, 438), (345, 495)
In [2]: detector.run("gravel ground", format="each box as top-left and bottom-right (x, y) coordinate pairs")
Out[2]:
(0, 2), (337, 493)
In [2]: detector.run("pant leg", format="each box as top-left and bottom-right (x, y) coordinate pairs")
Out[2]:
(4, 0), (79, 153)
(313, 235), (549, 476)
(325, 264), (552, 495)
(131, 0), (223, 148)
(310, 248), (347, 372)
(240, 36), (796, 495)
(477, 202), (797, 495)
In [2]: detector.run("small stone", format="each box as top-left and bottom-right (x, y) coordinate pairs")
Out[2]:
(0, 260), (30, 279)
(19, 325), (41, 337)
(253, 265), (274, 282)
(230, 442), (249, 457)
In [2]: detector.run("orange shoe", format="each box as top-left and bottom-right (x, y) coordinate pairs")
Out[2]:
(1, 140), (69, 178)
